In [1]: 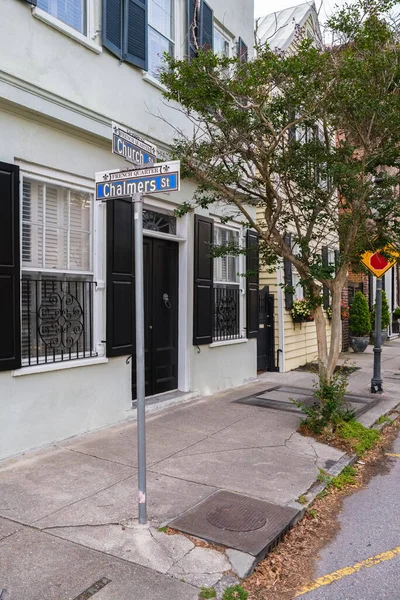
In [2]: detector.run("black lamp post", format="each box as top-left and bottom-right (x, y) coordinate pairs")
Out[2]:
(371, 175), (385, 394)
(371, 276), (383, 393)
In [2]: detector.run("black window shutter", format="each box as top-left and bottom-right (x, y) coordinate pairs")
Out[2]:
(246, 230), (259, 338)
(124, 0), (148, 70)
(106, 198), (135, 357)
(187, 0), (199, 59)
(237, 37), (248, 63)
(0, 163), (21, 372)
(322, 245), (330, 309)
(103, 0), (123, 58)
(283, 233), (293, 310)
(200, 1), (213, 51)
(193, 214), (214, 345)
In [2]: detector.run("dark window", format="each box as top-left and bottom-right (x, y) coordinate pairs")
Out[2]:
(21, 276), (96, 366)
(237, 37), (248, 63)
(187, 0), (214, 59)
(213, 226), (241, 341)
(143, 209), (176, 234)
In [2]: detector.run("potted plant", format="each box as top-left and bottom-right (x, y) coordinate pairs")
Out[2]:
(393, 306), (400, 321)
(371, 289), (391, 344)
(291, 299), (313, 323)
(349, 291), (371, 353)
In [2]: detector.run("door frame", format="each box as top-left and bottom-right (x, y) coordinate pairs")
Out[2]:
(139, 209), (191, 395)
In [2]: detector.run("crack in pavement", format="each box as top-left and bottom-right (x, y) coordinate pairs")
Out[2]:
(29, 473), (136, 528)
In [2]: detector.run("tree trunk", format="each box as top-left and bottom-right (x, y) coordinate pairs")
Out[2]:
(326, 285), (344, 381)
(313, 304), (329, 381)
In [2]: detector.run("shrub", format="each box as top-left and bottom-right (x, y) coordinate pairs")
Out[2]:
(349, 292), (371, 336)
(393, 306), (400, 320)
(371, 289), (391, 331)
(293, 369), (354, 434)
(382, 290), (391, 329)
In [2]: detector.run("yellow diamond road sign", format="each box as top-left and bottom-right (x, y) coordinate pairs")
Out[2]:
(361, 245), (399, 278)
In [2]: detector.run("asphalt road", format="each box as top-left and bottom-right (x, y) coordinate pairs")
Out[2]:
(297, 430), (400, 600)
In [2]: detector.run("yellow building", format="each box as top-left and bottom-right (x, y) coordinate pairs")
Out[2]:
(256, 2), (332, 373)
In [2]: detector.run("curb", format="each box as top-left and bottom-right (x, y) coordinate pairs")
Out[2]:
(234, 400), (400, 580)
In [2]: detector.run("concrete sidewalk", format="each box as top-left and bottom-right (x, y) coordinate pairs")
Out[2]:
(1, 340), (399, 599)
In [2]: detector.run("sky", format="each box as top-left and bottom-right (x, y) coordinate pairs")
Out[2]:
(254, 0), (353, 21)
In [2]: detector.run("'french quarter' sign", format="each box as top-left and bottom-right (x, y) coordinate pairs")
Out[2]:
(95, 161), (180, 201)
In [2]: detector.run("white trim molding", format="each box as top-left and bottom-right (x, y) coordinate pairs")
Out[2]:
(13, 356), (109, 377)
(32, 7), (102, 54)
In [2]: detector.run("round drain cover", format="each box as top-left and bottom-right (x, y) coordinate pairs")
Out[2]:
(206, 500), (267, 532)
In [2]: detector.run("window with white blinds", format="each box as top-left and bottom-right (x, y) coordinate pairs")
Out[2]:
(148, 0), (174, 79)
(21, 178), (95, 366)
(22, 179), (92, 272)
(37, 0), (86, 34)
(213, 226), (239, 284)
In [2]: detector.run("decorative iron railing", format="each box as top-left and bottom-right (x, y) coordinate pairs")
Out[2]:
(21, 278), (96, 365)
(213, 285), (241, 342)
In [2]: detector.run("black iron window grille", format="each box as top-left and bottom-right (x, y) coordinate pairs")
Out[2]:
(213, 285), (241, 342)
(21, 278), (96, 365)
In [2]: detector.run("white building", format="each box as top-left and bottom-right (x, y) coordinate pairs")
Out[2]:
(0, 0), (256, 460)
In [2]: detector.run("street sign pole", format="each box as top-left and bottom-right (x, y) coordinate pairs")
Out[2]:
(371, 277), (383, 393)
(133, 192), (147, 523)
(96, 147), (180, 526)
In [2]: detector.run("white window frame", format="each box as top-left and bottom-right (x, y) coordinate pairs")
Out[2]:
(147, 0), (175, 80)
(212, 223), (245, 341)
(32, 1), (101, 54)
(213, 25), (232, 58)
(18, 167), (103, 371)
(292, 269), (304, 301)
(213, 224), (240, 285)
(22, 178), (93, 275)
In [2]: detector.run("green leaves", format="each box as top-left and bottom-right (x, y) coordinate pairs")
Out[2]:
(160, 0), (400, 294)
(349, 291), (371, 337)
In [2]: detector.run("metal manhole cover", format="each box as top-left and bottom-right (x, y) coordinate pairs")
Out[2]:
(206, 500), (267, 532)
(169, 490), (299, 556)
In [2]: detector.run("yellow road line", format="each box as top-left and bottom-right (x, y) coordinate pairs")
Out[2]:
(295, 546), (400, 597)
(385, 453), (400, 457)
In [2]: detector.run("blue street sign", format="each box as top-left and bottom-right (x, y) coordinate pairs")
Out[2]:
(112, 122), (157, 165)
(95, 161), (180, 201)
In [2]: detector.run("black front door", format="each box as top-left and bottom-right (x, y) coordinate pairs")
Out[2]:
(132, 237), (179, 400)
(257, 285), (276, 372)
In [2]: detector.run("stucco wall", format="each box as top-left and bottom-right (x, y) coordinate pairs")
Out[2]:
(0, 109), (257, 459)
(1, 0), (253, 148)
(191, 340), (257, 396)
(0, 357), (131, 461)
